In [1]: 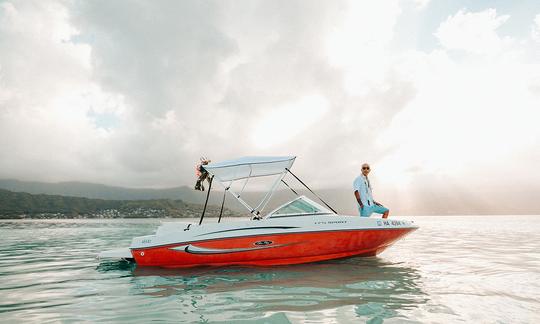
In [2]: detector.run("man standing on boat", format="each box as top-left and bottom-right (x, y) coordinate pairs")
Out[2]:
(353, 163), (389, 218)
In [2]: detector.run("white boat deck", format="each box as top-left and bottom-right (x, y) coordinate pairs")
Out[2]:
(98, 247), (132, 260)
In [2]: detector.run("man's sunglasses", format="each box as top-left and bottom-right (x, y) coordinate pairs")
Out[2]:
(362, 167), (370, 170)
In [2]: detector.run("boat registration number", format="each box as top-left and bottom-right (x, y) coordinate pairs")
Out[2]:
(377, 220), (406, 226)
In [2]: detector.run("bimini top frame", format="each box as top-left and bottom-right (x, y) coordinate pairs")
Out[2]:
(197, 156), (337, 225)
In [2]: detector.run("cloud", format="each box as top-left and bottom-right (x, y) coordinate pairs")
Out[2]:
(0, 0), (351, 187)
(0, 1), (119, 182)
(533, 14), (540, 41)
(434, 9), (511, 54)
(70, 1), (237, 118)
(375, 9), (540, 190)
(326, 0), (403, 94)
(1, 0), (539, 211)
(251, 95), (329, 148)
(412, 0), (430, 10)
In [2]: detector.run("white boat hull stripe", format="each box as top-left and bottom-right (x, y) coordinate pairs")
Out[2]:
(170, 243), (293, 254)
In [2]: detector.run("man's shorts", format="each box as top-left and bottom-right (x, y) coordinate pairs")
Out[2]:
(359, 204), (389, 217)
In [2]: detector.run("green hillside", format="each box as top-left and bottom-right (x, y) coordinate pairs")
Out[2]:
(0, 189), (239, 219)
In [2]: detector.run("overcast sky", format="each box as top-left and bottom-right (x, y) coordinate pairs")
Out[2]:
(1, 0), (540, 194)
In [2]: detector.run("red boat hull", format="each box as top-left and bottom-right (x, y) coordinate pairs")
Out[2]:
(132, 228), (415, 268)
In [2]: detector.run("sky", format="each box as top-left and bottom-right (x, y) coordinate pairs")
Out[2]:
(1, 0), (540, 204)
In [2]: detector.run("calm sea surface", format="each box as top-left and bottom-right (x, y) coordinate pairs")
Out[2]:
(1, 216), (539, 323)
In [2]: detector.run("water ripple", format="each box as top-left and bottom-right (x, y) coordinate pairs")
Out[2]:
(0, 217), (539, 323)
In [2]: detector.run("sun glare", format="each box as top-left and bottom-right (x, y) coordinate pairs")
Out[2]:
(251, 95), (329, 148)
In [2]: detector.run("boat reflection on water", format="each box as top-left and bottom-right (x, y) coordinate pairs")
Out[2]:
(97, 256), (427, 322)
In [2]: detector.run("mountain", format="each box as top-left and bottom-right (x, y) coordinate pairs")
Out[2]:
(1, 179), (539, 216)
(0, 179), (270, 213)
(0, 179), (198, 200)
(0, 189), (240, 219)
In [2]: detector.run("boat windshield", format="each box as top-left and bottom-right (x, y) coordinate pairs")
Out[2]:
(267, 196), (332, 218)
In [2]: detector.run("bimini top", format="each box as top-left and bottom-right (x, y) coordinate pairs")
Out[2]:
(204, 156), (296, 182)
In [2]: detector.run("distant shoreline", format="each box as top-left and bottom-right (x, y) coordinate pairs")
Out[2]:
(0, 188), (243, 219)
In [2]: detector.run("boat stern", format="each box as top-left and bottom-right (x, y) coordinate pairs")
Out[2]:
(97, 247), (133, 261)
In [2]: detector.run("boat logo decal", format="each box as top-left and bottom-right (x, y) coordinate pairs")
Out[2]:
(254, 240), (273, 246)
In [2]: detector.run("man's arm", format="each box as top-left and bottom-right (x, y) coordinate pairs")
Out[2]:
(354, 190), (363, 208)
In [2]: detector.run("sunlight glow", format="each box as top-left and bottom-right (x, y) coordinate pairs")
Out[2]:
(325, 1), (401, 95)
(377, 59), (540, 181)
(251, 95), (329, 148)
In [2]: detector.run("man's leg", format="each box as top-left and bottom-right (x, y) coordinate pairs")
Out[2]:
(373, 205), (390, 218)
(359, 206), (373, 217)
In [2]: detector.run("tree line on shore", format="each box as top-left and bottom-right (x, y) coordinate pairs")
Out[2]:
(0, 189), (237, 219)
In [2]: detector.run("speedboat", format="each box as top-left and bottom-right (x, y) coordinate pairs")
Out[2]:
(98, 156), (418, 268)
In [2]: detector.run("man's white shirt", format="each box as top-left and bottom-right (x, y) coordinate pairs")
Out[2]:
(353, 175), (374, 207)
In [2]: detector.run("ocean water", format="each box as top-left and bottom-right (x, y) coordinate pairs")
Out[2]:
(0, 216), (539, 323)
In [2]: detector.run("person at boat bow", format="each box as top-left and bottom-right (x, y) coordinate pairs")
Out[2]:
(353, 163), (389, 218)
